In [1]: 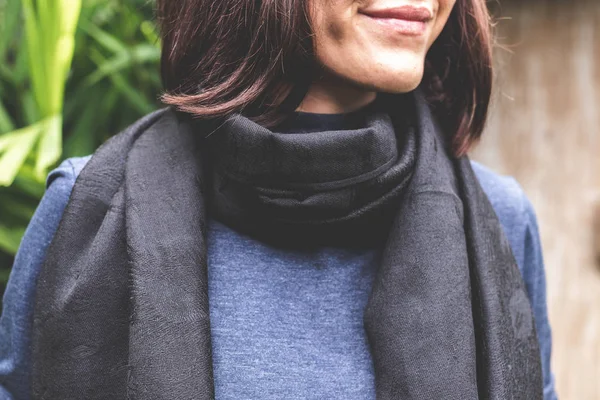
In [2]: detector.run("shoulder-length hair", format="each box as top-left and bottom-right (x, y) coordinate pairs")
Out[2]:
(157, 0), (493, 156)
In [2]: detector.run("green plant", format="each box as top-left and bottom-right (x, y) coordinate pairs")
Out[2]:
(1, 0), (81, 186)
(0, 0), (81, 266)
(0, 0), (162, 292)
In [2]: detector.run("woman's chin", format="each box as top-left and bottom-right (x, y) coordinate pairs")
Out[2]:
(347, 53), (426, 93)
(355, 68), (425, 94)
(380, 75), (423, 94)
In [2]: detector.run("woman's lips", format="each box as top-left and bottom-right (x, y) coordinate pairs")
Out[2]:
(359, 5), (432, 36)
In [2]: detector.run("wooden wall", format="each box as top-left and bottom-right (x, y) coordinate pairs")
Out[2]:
(472, 1), (600, 399)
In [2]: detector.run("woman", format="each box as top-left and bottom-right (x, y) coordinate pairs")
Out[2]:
(0, 0), (557, 399)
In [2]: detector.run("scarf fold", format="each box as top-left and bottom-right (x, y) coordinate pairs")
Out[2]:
(31, 90), (543, 399)
(205, 94), (416, 247)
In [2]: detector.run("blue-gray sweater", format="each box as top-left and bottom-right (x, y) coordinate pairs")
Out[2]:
(0, 156), (557, 400)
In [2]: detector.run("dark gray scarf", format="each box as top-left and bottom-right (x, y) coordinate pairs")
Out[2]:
(31, 91), (542, 399)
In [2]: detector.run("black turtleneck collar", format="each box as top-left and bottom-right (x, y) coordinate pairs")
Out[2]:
(273, 96), (380, 134)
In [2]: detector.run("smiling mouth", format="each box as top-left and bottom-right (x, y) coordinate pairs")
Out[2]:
(359, 5), (433, 36)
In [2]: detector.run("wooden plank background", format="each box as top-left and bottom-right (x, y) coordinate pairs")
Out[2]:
(472, 1), (600, 399)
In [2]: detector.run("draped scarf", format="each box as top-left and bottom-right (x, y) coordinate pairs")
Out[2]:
(31, 91), (543, 399)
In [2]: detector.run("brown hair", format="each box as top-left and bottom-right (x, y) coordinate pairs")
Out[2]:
(157, 0), (493, 156)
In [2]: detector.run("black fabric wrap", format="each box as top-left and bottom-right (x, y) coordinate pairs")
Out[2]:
(31, 90), (543, 399)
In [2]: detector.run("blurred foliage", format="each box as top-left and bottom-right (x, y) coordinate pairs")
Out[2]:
(0, 0), (162, 291)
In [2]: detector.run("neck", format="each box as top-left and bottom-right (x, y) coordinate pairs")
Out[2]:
(295, 72), (377, 114)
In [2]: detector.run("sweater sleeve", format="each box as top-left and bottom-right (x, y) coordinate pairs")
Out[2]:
(521, 195), (558, 400)
(470, 160), (558, 400)
(0, 159), (80, 400)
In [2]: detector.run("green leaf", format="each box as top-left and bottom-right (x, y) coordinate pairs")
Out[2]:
(83, 52), (131, 87)
(89, 49), (154, 114)
(12, 38), (30, 85)
(21, 92), (40, 126)
(140, 20), (160, 45)
(0, 123), (42, 186)
(0, 224), (26, 255)
(50, 0), (81, 114)
(80, 20), (128, 54)
(23, 0), (81, 116)
(0, 0), (22, 57)
(0, 194), (36, 222)
(0, 266), (10, 286)
(35, 115), (62, 179)
(64, 101), (97, 157)
(0, 267), (12, 285)
(0, 62), (15, 85)
(0, 101), (16, 134)
(109, 72), (155, 114)
(83, 44), (160, 87)
(22, 0), (47, 115)
(12, 165), (46, 198)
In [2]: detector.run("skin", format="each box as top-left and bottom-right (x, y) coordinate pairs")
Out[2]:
(297, 0), (456, 113)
